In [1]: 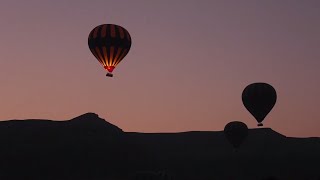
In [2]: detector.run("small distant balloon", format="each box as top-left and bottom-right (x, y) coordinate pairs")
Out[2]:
(242, 82), (277, 126)
(224, 121), (248, 150)
(88, 24), (132, 77)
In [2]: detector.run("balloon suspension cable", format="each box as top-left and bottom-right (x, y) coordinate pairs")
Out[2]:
(257, 122), (263, 127)
(106, 73), (113, 77)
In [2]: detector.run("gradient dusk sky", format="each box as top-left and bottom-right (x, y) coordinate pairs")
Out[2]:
(0, 0), (319, 137)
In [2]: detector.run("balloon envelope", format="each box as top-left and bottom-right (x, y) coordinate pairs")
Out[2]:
(224, 121), (248, 149)
(242, 82), (277, 126)
(88, 24), (132, 73)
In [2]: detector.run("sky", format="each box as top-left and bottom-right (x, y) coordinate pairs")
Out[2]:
(0, 0), (319, 137)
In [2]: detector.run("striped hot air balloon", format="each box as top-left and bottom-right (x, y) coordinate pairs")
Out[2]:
(88, 24), (132, 77)
(242, 82), (277, 126)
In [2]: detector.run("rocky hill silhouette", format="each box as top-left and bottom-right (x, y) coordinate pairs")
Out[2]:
(0, 113), (319, 180)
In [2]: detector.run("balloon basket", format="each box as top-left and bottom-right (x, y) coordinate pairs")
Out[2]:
(106, 73), (113, 77)
(257, 123), (263, 127)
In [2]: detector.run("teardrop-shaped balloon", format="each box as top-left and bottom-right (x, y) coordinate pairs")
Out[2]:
(242, 82), (277, 126)
(88, 24), (132, 76)
(224, 121), (248, 150)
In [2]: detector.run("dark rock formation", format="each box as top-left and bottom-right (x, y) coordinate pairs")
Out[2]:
(0, 113), (319, 180)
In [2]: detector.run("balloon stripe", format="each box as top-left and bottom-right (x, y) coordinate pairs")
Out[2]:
(110, 24), (116, 38)
(102, 46), (109, 66)
(101, 24), (107, 38)
(112, 48), (123, 66)
(125, 30), (130, 41)
(101, 50), (107, 66)
(91, 48), (104, 65)
(113, 48), (124, 66)
(109, 46), (114, 66)
(99, 46), (106, 65)
(90, 48), (101, 63)
(113, 47), (123, 66)
(118, 26), (125, 39)
(93, 25), (100, 38)
(95, 47), (105, 65)
(105, 24), (110, 39)
(115, 49), (128, 66)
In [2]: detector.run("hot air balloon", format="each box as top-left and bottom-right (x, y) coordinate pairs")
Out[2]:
(88, 24), (132, 77)
(242, 82), (277, 126)
(224, 121), (248, 150)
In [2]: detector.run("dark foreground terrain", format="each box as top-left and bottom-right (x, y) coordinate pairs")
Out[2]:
(0, 113), (319, 180)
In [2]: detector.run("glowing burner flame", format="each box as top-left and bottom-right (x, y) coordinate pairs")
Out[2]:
(104, 66), (115, 72)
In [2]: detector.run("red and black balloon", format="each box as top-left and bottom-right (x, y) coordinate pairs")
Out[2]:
(88, 24), (131, 76)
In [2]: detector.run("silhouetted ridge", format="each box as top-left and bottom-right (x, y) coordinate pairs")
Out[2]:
(73, 112), (100, 119)
(0, 112), (123, 135)
(249, 128), (286, 138)
(68, 112), (123, 134)
(0, 113), (127, 180)
(0, 113), (319, 180)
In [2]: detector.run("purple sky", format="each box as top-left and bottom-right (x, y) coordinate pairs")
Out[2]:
(0, 0), (319, 137)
